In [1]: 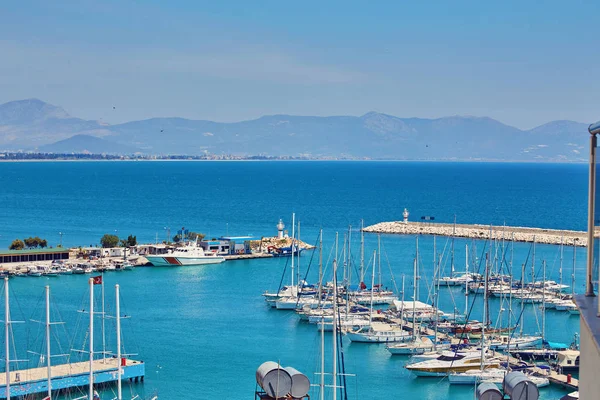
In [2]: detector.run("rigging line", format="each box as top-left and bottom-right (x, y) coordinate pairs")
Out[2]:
(504, 257), (549, 345)
(450, 234), (493, 353)
(336, 305), (349, 400)
(380, 240), (400, 296)
(297, 232), (321, 303)
(275, 252), (291, 295)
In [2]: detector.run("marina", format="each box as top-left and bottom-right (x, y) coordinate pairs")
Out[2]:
(0, 161), (591, 399)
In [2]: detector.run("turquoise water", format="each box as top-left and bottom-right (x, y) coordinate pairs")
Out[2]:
(0, 161), (589, 399)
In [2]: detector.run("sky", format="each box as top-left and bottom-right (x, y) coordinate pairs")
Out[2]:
(0, 0), (599, 129)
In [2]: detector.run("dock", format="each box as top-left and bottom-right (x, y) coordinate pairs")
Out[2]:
(363, 221), (587, 247)
(491, 351), (579, 390)
(0, 358), (145, 397)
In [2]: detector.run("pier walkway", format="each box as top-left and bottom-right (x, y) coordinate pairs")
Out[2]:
(363, 221), (587, 247)
(0, 358), (145, 397)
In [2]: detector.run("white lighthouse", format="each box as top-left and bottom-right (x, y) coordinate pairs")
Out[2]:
(277, 218), (285, 239)
(403, 208), (409, 224)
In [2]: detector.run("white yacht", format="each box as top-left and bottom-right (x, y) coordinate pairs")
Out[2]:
(404, 349), (502, 377)
(345, 321), (412, 343)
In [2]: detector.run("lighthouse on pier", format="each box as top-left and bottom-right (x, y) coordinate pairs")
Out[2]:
(403, 208), (409, 224)
(277, 218), (285, 239)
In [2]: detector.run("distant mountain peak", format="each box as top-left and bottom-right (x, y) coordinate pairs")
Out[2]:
(0, 98), (70, 124)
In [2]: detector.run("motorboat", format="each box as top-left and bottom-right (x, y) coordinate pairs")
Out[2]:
(146, 240), (225, 266)
(404, 349), (502, 377)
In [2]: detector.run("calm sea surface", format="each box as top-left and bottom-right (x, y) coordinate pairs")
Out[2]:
(0, 161), (589, 399)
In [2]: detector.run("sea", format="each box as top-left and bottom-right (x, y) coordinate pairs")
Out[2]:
(0, 161), (590, 400)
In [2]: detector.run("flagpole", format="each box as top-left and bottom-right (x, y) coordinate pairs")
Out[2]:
(101, 272), (105, 363)
(89, 278), (94, 400)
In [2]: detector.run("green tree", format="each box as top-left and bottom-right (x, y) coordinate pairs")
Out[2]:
(39, 239), (48, 248)
(126, 235), (137, 247)
(100, 234), (119, 248)
(9, 239), (25, 250)
(172, 231), (204, 243)
(187, 232), (205, 242)
(24, 236), (38, 249)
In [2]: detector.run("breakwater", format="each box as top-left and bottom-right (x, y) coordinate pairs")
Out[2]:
(363, 221), (588, 246)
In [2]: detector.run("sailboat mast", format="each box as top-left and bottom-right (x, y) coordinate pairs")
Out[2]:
(360, 220), (364, 285)
(369, 250), (376, 326)
(412, 258), (417, 337)
(5, 277), (10, 400)
(542, 260), (546, 346)
(89, 278), (94, 400)
(509, 233), (514, 332)
(45, 285), (52, 400)
(347, 226), (351, 316)
(291, 213), (295, 289)
(560, 236), (564, 288)
(377, 235), (382, 289)
(451, 215), (456, 278)
(465, 244), (469, 317)
(532, 236), (536, 285)
(116, 284), (122, 400)
(481, 253), (489, 371)
(332, 259), (338, 400)
(320, 310), (325, 400)
(572, 245), (576, 296)
(434, 254), (441, 350)
(520, 263), (525, 337)
(415, 237), (420, 304)
(297, 221), (301, 289)
(318, 230), (323, 304)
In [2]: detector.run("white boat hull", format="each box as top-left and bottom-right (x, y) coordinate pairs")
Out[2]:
(346, 331), (412, 343)
(146, 255), (225, 266)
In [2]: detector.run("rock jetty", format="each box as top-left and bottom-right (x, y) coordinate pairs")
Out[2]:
(363, 221), (588, 247)
(250, 237), (316, 252)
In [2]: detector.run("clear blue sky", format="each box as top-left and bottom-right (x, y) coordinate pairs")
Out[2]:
(0, 0), (598, 129)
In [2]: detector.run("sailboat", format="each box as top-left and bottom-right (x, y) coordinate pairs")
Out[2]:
(388, 241), (440, 354)
(314, 256), (352, 400)
(346, 250), (410, 343)
(406, 250), (502, 377)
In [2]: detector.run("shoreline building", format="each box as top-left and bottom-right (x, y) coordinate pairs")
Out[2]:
(0, 248), (70, 265)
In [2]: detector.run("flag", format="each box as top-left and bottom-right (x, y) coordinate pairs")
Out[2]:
(92, 275), (102, 285)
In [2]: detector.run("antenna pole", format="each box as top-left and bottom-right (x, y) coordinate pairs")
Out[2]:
(116, 284), (122, 400)
(46, 285), (52, 400)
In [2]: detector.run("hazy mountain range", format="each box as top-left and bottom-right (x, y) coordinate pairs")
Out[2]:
(0, 98), (590, 161)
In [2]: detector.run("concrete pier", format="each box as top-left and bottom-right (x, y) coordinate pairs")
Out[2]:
(363, 221), (587, 247)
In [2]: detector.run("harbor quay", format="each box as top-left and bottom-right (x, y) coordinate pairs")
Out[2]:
(363, 221), (587, 247)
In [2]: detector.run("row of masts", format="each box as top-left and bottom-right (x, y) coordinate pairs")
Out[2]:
(2, 277), (125, 400)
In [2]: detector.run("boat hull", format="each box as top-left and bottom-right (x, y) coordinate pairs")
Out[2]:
(146, 255), (225, 266)
(407, 363), (501, 377)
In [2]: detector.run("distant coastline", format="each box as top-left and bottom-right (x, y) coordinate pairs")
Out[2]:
(0, 152), (588, 163)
